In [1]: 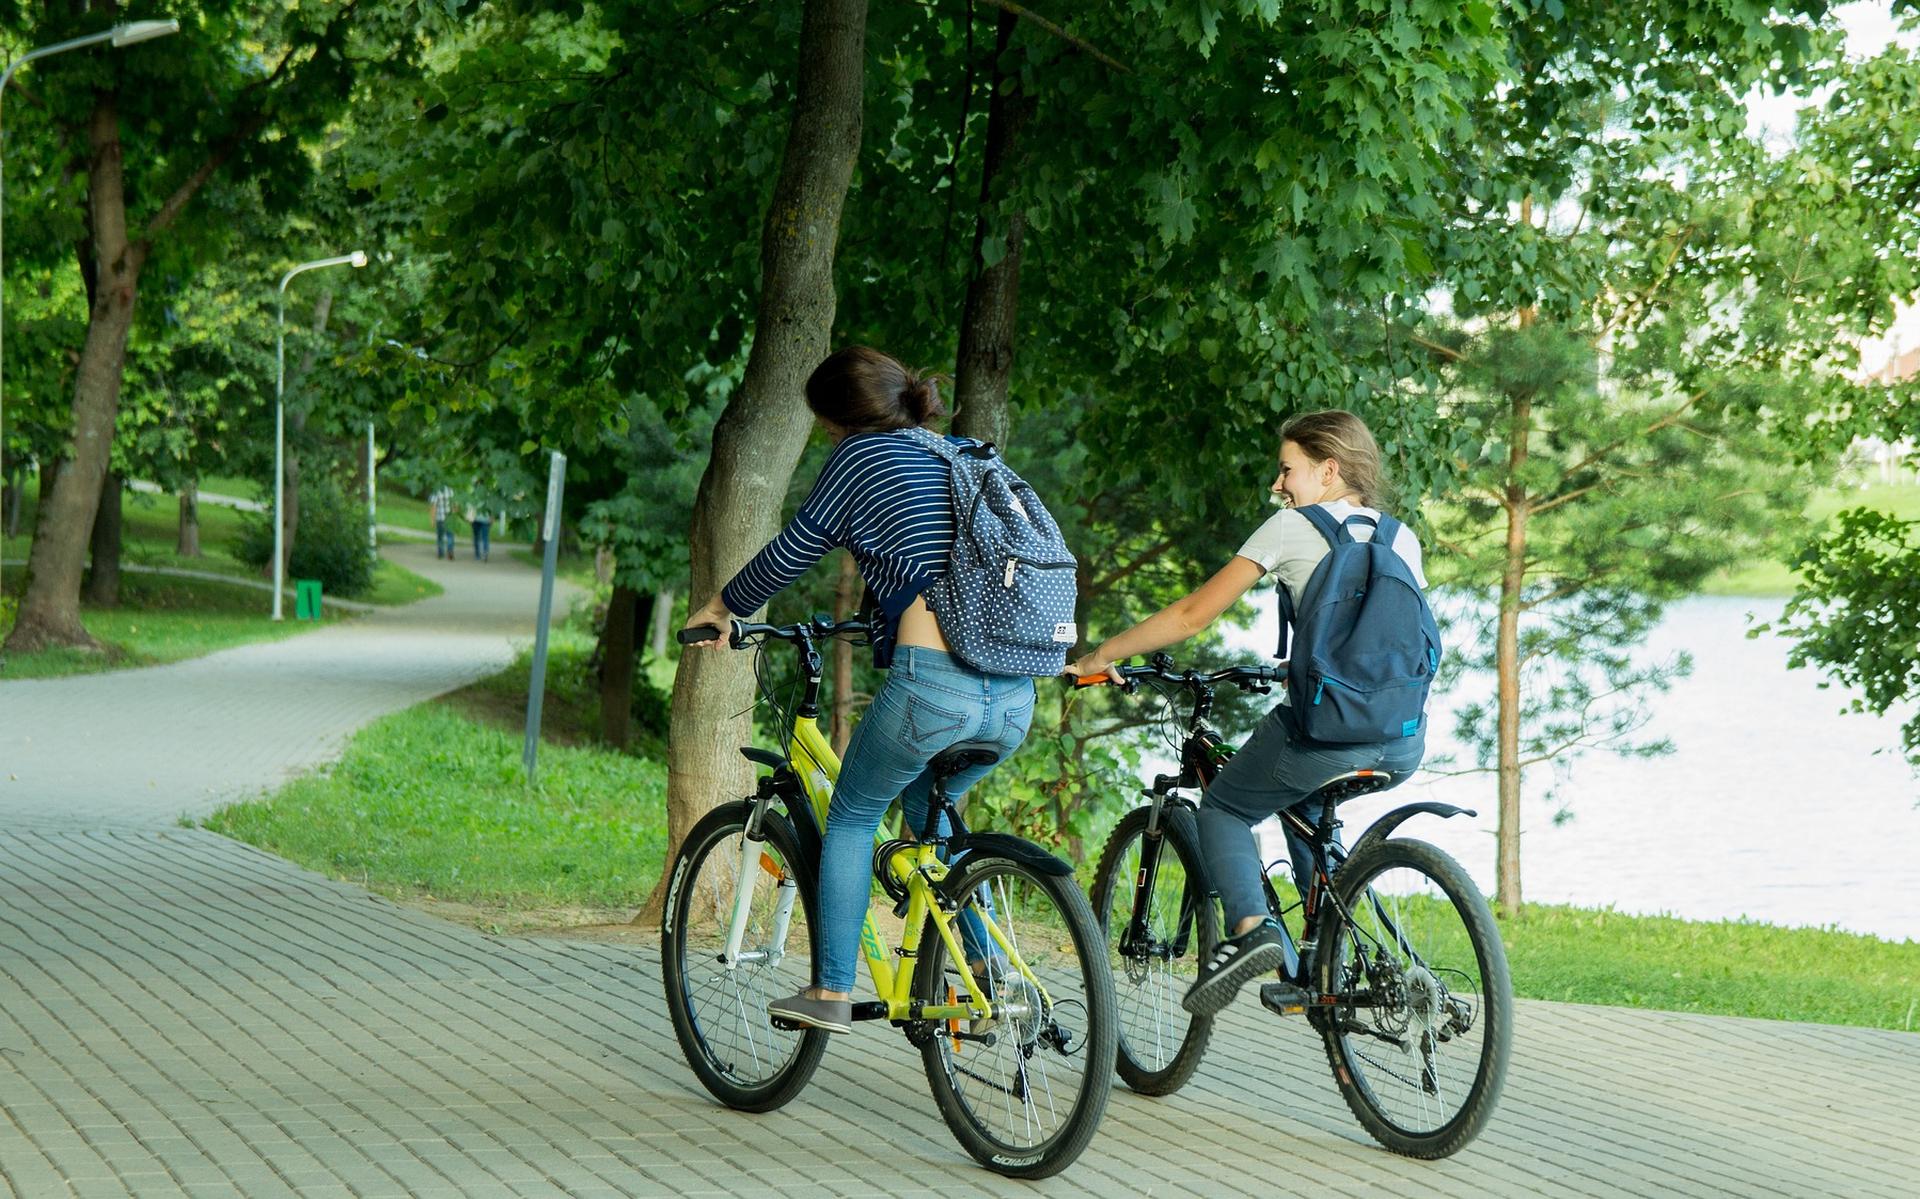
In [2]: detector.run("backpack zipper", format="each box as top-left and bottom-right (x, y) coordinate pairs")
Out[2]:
(1003, 556), (1075, 587)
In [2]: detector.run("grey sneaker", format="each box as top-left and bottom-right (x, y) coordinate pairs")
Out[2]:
(767, 990), (853, 1034)
(1182, 918), (1286, 1016)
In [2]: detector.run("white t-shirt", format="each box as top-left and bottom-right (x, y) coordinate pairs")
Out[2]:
(1235, 501), (1428, 609)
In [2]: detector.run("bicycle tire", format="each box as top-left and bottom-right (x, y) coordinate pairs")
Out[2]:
(1088, 804), (1218, 1095)
(914, 851), (1118, 1178)
(661, 800), (828, 1113)
(1311, 836), (1512, 1159)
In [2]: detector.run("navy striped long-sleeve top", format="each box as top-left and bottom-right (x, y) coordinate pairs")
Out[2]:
(720, 429), (963, 668)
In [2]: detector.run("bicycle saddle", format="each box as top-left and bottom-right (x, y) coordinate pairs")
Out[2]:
(929, 742), (1003, 782)
(1309, 769), (1394, 805)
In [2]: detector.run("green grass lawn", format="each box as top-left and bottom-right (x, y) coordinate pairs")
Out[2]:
(1704, 481), (1920, 597)
(0, 567), (344, 678)
(1498, 902), (1919, 1030)
(7, 473), (440, 603)
(2, 472), (443, 679)
(203, 634), (671, 923)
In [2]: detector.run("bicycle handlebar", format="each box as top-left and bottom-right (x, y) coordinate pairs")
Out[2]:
(1066, 656), (1280, 694)
(678, 616), (871, 650)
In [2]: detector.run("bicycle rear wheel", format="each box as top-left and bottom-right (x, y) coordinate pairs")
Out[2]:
(1311, 837), (1511, 1158)
(915, 852), (1117, 1179)
(1089, 805), (1217, 1095)
(661, 801), (827, 1112)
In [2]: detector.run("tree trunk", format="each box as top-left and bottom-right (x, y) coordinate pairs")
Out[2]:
(1495, 391), (1532, 921)
(177, 486), (200, 557)
(2, 465), (22, 539)
(641, 0), (869, 923)
(831, 550), (858, 754)
(648, 588), (674, 660)
(278, 290), (335, 580)
(951, 11), (1033, 447)
(600, 583), (640, 748)
(85, 472), (123, 607)
(3, 97), (144, 654)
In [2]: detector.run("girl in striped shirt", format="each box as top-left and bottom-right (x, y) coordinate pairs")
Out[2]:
(683, 347), (1036, 1034)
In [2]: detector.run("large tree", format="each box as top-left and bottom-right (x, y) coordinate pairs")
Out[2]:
(3, 1), (429, 653)
(1412, 1), (1911, 914)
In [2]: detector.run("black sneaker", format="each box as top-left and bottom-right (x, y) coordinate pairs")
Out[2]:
(1182, 918), (1286, 1016)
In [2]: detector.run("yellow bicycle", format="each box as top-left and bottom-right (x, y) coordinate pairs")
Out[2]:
(661, 616), (1116, 1178)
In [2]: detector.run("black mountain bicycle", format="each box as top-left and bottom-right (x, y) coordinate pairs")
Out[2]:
(1078, 654), (1512, 1159)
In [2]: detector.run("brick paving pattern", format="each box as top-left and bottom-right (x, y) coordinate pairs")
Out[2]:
(2, 543), (1915, 1196)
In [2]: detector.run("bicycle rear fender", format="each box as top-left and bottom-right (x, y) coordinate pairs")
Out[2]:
(937, 833), (1072, 903)
(1347, 801), (1476, 865)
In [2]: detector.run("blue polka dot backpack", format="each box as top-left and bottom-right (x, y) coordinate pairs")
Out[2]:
(902, 427), (1079, 676)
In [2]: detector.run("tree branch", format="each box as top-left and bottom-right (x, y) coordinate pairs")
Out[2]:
(974, 0), (1133, 74)
(1085, 535), (1176, 602)
(1529, 480), (1606, 517)
(1555, 390), (1705, 481)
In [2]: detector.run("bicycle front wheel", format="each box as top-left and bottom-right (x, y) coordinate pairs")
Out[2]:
(661, 801), (827, 1112)
(914, 852), (1117, 1179)
(1089, 804), (1218, 1095)
(1311, 837), (1512, 1158)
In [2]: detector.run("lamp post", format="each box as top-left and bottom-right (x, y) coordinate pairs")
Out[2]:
(273, 251), (366, 619)
(0, 18), (178, 603)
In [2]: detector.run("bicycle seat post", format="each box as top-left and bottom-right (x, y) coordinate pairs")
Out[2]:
(922, 743), (1003, 842)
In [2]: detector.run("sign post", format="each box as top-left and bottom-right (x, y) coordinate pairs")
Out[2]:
(523, 450), (566, 784)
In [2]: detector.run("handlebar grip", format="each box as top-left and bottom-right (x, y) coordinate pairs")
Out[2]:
(1068, 673), (1111, 688)
(677, 625), (725, 645)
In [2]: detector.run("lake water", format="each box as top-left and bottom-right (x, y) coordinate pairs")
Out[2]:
(1219, 595), (1920, 944)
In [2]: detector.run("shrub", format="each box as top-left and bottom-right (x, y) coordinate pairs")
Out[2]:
(238, 474), (375, 598)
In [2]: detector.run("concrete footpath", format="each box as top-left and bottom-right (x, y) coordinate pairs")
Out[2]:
(2, 544), (1916, 1197)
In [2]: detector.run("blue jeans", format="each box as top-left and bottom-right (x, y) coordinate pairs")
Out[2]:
(1198, 703), (1425, 926)
(472, 520), (491, 560)
(435, 520), (455, 558)
(816, 647), (1036, 993)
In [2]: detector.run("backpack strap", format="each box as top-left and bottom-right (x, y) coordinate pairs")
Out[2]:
(1371, 514), (1402, 555)
(900, 424), (991, 463)
(1294, 503), (1351, 546)
(1276, 505), (1383, 659)
(1278, 505), (1341, 659)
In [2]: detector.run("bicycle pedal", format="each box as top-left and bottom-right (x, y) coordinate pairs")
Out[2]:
(1259, 982), (1313, 1017)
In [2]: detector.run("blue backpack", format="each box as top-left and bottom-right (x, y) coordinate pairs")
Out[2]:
(903, 427), (1078, 677)
(1276, 506), (1441, 745)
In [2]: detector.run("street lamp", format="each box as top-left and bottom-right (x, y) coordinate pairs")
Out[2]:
(0, 18), (179, 603)
(272, 251), (367, 620)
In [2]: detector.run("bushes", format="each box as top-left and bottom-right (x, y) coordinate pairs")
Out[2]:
(237, 474), (374, 598)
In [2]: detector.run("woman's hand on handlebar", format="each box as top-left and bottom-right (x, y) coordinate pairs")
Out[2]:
(1064, 650), (1124, 686)
(680, 596), (736, 650)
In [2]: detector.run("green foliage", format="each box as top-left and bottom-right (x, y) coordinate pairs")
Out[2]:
(1768, 508), (1920, 770)
(236, 475), (375, 598)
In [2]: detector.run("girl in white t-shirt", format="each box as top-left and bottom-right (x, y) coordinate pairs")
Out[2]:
(1066, 410), (1427, 1018)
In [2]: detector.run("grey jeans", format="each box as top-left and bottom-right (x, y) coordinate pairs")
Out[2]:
(1197, 703), (1425, 926)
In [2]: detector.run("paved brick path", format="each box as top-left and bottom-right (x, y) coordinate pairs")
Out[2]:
(2, 544), (1916, 1197)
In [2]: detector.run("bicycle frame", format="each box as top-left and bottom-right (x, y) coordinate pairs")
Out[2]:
(714, 623), (1025, 1030)
(1108, 660), (1461, 992)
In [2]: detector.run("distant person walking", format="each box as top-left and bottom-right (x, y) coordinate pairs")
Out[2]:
(431, 486), (456, 559)
(467, 503), (491, 561)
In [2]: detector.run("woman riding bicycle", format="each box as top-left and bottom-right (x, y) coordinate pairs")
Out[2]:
(1065, 409), (1429, 1018)
(682, 346), (1034, 1035)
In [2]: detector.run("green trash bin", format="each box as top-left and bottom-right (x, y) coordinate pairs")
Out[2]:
(294, 579), (323, 621)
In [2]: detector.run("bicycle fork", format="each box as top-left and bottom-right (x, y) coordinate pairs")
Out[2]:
(722, 798), (799, 968)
